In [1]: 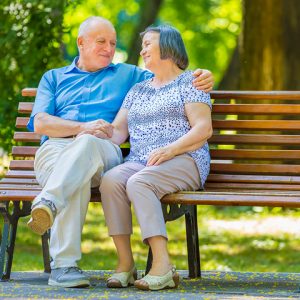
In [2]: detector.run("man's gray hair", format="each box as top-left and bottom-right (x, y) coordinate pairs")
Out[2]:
(140, 25), (189, 70)
(78, 16), (114, 38)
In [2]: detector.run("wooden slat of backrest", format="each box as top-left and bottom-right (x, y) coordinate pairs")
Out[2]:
(211, 163), (300, 175)
(9, 160), (34, 170)
(5, 170), (35, 178)
(212, 120), (300, 130)
(213, 104), (300, 114)
(22, 89), (300, 100)
(0, 184), (41, 190)
(210, 149), (300, 160)
(209, 134), (300, 145)
(211, 91), (300, 100)
(16, 117), (29, 128)
(207, 174), (300, 184)
(18, 102), (34, 113)
(14, 132), (40, 142)
(0, 178), (38, 184)
(12, 146), (38, 157)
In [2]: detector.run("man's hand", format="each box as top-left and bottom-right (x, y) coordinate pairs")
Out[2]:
(78, 119), (113, 138)
(192, 69), (214, 93)
(147, 146), (176, 166)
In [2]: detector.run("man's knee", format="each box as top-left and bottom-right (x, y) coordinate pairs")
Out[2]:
(75, 134), (99, 146)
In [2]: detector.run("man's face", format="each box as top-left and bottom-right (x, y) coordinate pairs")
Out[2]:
(78, 22), (117, 71)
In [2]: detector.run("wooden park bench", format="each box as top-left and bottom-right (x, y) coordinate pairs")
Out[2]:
(1, 90), (300, 281)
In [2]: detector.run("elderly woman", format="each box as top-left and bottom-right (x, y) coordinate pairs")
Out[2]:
(100, 25), (212, 291)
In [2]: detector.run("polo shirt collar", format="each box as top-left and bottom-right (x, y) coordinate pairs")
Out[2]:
(64, 56), (116, 74)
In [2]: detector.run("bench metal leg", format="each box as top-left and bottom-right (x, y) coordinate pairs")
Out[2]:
(41, 230), (51, 273)
(158, 203), (201, 278)
(185, 205), (201, 278)
(0, 201), (31, 281)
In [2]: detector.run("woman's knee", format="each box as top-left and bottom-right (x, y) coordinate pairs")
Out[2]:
(126, 173), (150, 201)
(99, 169), (125, 195)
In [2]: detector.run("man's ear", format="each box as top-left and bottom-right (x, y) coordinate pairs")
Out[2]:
(77, 36), (84, 50)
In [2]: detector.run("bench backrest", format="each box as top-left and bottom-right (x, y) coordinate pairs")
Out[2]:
(9, 89), (300, 190)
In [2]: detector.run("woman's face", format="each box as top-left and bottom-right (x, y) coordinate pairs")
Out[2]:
(140, 31), (161, 70)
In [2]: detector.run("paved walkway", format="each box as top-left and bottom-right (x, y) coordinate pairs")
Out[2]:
(1, 270), (300, 299)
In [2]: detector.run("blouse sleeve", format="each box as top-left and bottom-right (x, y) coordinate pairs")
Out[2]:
(179, 71), (212, 109)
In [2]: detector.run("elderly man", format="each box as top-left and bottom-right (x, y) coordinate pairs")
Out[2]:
(27, 16), (214, 288)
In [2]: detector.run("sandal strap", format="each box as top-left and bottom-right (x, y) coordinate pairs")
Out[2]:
(107, 267), (136, 287)
(140, 266), (177, 287)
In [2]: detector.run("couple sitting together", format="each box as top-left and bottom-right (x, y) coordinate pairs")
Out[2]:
(27, 16), (213, 291)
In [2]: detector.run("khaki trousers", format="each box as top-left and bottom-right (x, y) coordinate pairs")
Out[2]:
(34, 134), (122, 268)
(100, 154), (201, 242)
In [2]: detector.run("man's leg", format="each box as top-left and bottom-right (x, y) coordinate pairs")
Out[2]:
(29, 134), (122, 234)
(32, 135), (122, 287)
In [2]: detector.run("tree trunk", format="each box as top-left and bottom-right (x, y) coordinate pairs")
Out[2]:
(239, 0), (300, 90)
(126, 0), (163, 65)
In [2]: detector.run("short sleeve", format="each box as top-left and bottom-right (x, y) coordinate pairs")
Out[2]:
(121, 83), (141, 110)
(27, 70), (56, 132)
(179, 71), (212, 109)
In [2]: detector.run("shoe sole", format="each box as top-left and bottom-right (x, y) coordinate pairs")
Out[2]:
(27, 205), (53, 235)
(48, 278), (90, 288)
(134, 272), (180, 291)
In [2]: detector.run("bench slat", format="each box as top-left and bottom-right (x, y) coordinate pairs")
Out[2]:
(207, 174), (300, 184)
(211, 163), (300, 175)
(210, 149), (300, 160)
(16, 118), (300, 131)
(205, 182), (300, 190)
(209, 134), (300, 145)
(12, 146), (38, 157)
(17, 103), (300, 115)
(18, 102), (34, 113)
(21, 89), (300, 100)
(0, 178), (38, 184)
(5, 170), (35, 178)
(16, 117), (29, 128)
(213, 104), (300, 114)
(161, 191), (300, 207)
(0, 184), (41, 190)
(14, 132), (41, 142)
(213, 120), (300, 130)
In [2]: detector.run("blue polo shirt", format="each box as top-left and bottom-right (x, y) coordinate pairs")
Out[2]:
(27, 57), (152, 144)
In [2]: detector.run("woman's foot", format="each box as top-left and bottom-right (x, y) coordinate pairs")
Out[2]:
(107, 265), (137, 288)
(134, 265), (179, 291)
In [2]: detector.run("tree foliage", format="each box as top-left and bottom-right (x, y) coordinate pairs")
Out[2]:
(0, 0), (67, 151)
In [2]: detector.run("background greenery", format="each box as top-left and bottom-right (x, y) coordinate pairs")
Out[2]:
(1, 0), (300, 273)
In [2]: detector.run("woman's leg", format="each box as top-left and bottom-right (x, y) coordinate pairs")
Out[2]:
(126, 154), (200, 287)
(100, 162), (144, 272)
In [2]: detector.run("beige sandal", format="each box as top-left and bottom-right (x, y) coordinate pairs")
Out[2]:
(107, 266), (137, 288)
(134, 266), (179, 291)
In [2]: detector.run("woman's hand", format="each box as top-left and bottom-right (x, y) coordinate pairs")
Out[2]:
(147, 146), (176, 166)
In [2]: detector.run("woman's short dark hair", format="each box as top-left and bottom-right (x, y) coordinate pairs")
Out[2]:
(140, 25), (189, 70)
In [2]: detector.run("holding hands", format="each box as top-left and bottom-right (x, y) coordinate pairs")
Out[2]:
(78, 119), (114, 139)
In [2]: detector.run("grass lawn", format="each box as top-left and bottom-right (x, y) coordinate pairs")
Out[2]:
(2, 204), (300, 273)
